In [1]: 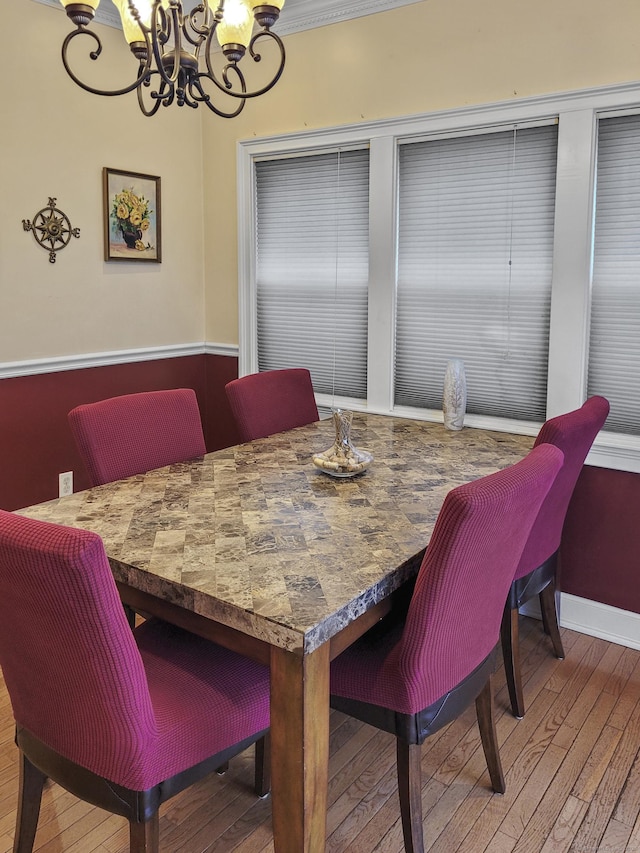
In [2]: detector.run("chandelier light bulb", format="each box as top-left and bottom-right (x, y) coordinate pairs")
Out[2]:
(216, 0), (254, 58)
(111, 0), (145, 45)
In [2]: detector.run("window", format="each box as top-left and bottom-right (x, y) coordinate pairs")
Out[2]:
(588, 114), (640, 434)
(254, 149), (369, 399)
(239, 82), (640, 473)
(395, 125), (558, 420)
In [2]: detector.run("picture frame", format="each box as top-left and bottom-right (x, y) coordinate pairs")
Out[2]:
(103, 167), (161, 263)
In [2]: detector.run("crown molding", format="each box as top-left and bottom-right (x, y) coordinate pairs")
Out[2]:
(32, 0), (424, 33)
(270, 0), (424, 36)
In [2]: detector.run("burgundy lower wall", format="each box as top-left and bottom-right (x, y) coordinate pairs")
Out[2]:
(0, 353), (240, 511)
(560, 466), (640, 614)
(0, 353), (637, 616)
(203, 353), (243, 452)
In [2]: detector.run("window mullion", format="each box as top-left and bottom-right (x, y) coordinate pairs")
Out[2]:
(366, 135), (398, 412)
(546, 109), (597, 417)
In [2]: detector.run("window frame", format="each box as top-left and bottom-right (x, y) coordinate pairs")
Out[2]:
(237, 82), (640, 473)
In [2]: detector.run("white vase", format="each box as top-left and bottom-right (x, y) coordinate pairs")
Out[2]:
(443, 359), (467, 430)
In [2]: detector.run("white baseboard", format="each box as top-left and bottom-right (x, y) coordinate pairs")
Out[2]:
(520, 593), (640, 651)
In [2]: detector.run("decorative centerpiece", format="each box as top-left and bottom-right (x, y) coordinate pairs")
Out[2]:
(443, 359), (467, 430)
(312, 409), (373, 478)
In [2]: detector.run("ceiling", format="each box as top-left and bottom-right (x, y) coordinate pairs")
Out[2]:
(33, 0), (423, 36)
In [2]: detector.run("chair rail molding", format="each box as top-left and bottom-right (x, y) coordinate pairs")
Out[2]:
(0, 344), (204, 380)
(31, 0), (425, 34)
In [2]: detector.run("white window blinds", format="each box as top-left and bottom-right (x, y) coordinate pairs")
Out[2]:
(394, 124), (558, 421)
(255, 149), (369, 399)
(588, 114), (640, 435)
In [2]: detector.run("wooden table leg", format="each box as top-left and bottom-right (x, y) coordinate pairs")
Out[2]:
(270, 643), (330, 853)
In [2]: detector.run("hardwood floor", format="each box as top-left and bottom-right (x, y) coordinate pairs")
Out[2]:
(0, 616), (639, 852)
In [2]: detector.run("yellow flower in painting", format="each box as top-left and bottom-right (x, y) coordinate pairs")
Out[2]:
(111, 184), (154, 250)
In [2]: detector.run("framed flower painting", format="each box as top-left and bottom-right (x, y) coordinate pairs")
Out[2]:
(103, 167), (161, 262)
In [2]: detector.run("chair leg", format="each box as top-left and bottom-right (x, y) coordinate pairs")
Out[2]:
(500, 604), (525, 719)
(129, 815), (159, 853)
(215, 761), (229, 776)
(539, 582), (565, 660)
(396, 740), (424, 853)
(14, 751), (46, 853)
(475, 675), (505, 795)
(254, 733), (271, 798)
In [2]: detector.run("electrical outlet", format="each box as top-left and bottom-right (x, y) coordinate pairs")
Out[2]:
(58, 471), (73, 498)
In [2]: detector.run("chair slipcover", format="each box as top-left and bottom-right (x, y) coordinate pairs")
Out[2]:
(331, 444), (564, 715)
(502, 395), (609, 718)
(225, 368), (319, 443)
(68, 388), (206, 486)
(514, 396), (610, 582)
(0, 510), (269, 850)
(330, 444), (564, 853)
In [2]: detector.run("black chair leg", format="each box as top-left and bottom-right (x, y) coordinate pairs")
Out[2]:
(14, 751), (46, 853)
(129, 813), (159, 853)
(500, 604), (525, 719)
(539, 582), (565, 659)
(475, 675), (505, 794)
(254, 733), (271, 798)
(396, 740), (424, 853)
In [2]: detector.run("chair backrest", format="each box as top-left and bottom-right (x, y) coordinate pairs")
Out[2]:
(388, 444), (564, 715)
(514, 395), (610, 580)
(0, 510), (157, 786)
(225, 369), (319, 443)
(68, 388), (206, 486)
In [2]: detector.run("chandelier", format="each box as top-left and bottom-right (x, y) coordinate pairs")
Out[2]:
(59, 0), (286, 117)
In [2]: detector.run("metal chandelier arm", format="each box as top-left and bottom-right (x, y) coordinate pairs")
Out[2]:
(61, 27), (153, 99)
(136, 71), (170, 116)
(201, 29), (285, 101)
(189, 72), (248, 118)
(150, 3), (182, 89)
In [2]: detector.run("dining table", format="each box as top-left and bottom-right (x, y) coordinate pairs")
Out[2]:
(20, 412), (533, 853)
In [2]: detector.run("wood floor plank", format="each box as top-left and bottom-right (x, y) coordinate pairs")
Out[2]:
(538, 796), (588, 853)
(613, 747), (640, 828)
(499, 744), (567, 841)
(597, 817), (634, 852)
(568, 697), (640, 853)
(608, 656), (640, 731)
(509, 690), (626, 853)
(571, 724), (623, 802)
(483, 830), (518, 853)
(626, 811), (640, 852)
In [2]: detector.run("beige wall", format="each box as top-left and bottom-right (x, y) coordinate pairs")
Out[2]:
(5, 0), (640, 363)
(202, 0), (640, 345)
(1, 0), (205, 363)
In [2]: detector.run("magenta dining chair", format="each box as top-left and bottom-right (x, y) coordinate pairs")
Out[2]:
(68, 388), (206, 487)
(0, 510), (270, 853)
(330, 444), (564, 853)
(225, 368), (319, 442)
(501, 395), (610, 718)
